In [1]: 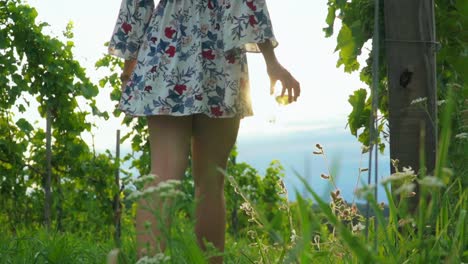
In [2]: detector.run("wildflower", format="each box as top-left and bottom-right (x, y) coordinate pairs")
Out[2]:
(240, 202), (252, 213)
(136, 253), (171, 264)
(159, 189), (186, 199)
(381, 166), (416, 184)
(247, 230), (257, 240)
(395, 183), (416, 195)
(410, 97), (427, 105)
(437, 100), (446, 106)
(313, 235), (321, 250)
(418, 176), (445, 188)
(398, 218), (415, 227)
(127, 190), (143, 200)
(391, 159), (400, 171)
(402, 166), (415, 175)
(352, 222), (366, 233)
(133, 174), (157, 184)
(455, 132), (468, 140)
(290, 229), (298, 244)
(142, 186), (159, 196)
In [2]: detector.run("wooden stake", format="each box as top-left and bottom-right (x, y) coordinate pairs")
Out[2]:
(384, 0), (438, 212)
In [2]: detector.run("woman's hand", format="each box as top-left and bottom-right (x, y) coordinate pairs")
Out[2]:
(267, 61), (301, 103)
(258, 40), (300, 104)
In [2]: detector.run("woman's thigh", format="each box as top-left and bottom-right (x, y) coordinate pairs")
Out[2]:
(147, 115), (193, 181)
(191, 114), (241, 190)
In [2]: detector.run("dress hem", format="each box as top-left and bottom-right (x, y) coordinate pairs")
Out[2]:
(118, 108), (253, 120)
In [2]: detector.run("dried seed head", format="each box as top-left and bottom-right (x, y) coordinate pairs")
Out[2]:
(315, 144), (323, 150)
(360, 168), (369, 172)
(247, 230), (257, 239)
(398, 218), (414, 227)
(391, 159), (400, 172)
(278, 180), (287, 194)
(408, 191), (417, 197)
(321, 174), (330, 180)
(313, 151), (323, 155)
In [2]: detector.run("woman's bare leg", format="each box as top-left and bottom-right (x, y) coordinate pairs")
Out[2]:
(136, 115), (192, 257)
(191, 114), (241, 264)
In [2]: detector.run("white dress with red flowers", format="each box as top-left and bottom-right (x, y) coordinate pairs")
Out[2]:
(109, 0), (277, 118)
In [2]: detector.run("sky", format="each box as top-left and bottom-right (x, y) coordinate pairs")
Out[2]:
(25, 0), (367, 150)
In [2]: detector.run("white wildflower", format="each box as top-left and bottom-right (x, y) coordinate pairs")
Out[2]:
(290, 229), (298, 244)
(142, 186), (159, 196)
(133, 174), (157, 184)
(127, 190), (143, 200)
(247, 230), (257, 240)
(136, 253), (170, 264)
(381, 166), (416, 185)
(455, 133), (468, 140)
(156, 180), (182, 191)
(159, 189), (186, 199)
(352, 222), (366, 233)
(410, 97), (427, 105)
(139, 180), (186, 199)
(395, 183), (416, 195)
(240, 202), (252, 212)
(437, 100), (446, 106)
(418, 176), (445, 188)
(402, 166), (415, 175)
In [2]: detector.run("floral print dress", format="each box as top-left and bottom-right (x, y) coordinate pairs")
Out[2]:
(109, 0), (278, 118)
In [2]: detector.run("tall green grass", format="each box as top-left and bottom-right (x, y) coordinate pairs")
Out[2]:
(1, 92), (466, 263)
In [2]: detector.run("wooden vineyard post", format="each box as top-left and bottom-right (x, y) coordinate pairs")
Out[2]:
(44, 107), (52, 230)
(114, 130), (122, 247)
(384, 0), (438, 212)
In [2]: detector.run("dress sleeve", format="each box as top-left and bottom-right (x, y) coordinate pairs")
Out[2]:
(108, 0), (155, 60)
(222, 0), (278, 53)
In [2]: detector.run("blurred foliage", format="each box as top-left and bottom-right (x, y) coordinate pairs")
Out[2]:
(324, 0), (467, 183)
(0, 0), (115, 235)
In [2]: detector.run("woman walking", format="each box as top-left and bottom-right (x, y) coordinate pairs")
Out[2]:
(108, 0), (300, 262)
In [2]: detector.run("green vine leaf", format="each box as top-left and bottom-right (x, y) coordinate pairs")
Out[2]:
(347, 88), (370, 136)
(15, 118), (34, 135)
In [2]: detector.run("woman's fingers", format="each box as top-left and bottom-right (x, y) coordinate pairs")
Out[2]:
(280, 72), (300, 103)
(268, 64), (301, 104)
